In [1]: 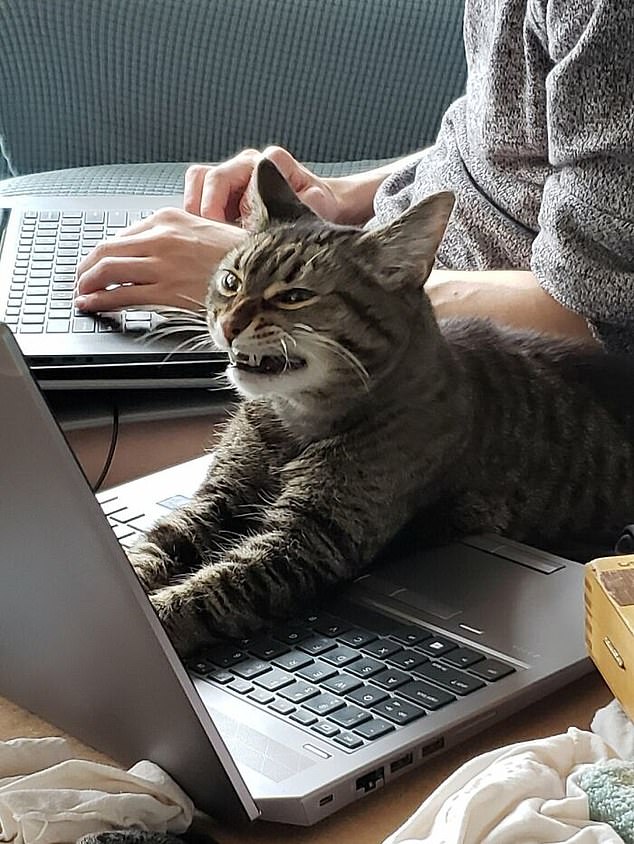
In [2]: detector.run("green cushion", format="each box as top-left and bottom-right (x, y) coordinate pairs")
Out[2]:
(0, 0), (465, 178)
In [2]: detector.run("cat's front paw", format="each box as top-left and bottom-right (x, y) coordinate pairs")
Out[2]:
(149, 585), (211, 657)
(126, 542), (172, 593)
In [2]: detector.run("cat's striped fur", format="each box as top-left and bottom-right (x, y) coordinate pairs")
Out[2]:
(129, 159), (634, 656)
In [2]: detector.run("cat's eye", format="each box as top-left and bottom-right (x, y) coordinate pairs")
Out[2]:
(218, 272), (240, 296)
(273, 288), (316, 309)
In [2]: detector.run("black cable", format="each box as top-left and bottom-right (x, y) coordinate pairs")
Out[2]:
(92, 401), (120, 492)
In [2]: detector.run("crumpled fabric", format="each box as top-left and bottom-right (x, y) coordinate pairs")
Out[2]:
(382, 728), (622, 844)
(0, 737), (193, 844)
(592, 699), (634, 761)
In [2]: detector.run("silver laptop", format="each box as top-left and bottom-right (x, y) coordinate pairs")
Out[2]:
(0, 195), (226, 389)
(0, 323), (591, 826)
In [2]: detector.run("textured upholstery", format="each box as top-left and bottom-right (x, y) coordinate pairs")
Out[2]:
(0, 0), (466, 194)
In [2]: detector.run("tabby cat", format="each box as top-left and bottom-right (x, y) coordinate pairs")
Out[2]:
(129, 158), (634, 657)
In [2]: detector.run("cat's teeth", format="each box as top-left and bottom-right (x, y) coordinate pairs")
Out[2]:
(228, 351), (237, 364)
(249, 353), (260, 367)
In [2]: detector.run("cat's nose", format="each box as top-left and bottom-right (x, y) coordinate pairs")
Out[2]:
(221, 315), (249, 343)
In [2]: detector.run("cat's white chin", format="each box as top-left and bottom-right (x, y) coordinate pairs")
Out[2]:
(227, 362), (317, 399)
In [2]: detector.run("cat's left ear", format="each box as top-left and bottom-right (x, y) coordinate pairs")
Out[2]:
(359, 191), (455, 288)
(244, 158), (318, 231)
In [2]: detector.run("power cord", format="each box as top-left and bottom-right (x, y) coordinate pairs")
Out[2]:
(92, 402), (120, 492)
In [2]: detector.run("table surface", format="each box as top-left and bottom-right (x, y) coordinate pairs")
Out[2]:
(0, 670), (612, 844)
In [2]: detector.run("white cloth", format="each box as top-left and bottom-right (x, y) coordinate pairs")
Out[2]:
(382, 728), (622, 844)
(591, 699), (634, 762)
(0, 737), (193, 844)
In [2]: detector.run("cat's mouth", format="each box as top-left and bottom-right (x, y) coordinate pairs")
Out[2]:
(228, 351), (307, 376)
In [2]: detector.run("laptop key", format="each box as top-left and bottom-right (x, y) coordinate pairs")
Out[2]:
(228, 678), (253, 695)
(334, 732), (364, 749)
(443, 647), (485, 669)
(337, 628), (378, 648)
(328, 705), (371, 730)
(399, 680), (455, 710)
(278, 681), (320, 704)
(188, 657), (217, 676)
(272, 651), (314, 672)
(303, 693), (345, 716)
(289, 709), (318, 727)
(233, 659), (271, 680)
(247, 688), (274, 705)
(414, 662), (485, 695)
(373, 668), (410, 690)
(321, 673), (362, 695)
(310, 614), (352, 637)
(296, 660), (338, 684)
(269, 699), (295, 716)
(73, 317), (96, 332)
(345, 657), (384, 678)
(298, 635), (336, 656)
(353, 717), (395, 741)
(362, 639), (403, 659)
(417, 636), (457, 657)
(312, 721), (340, 739)
(372, 697), (426, 725)
(18, 325), (43, 333)
(207, 644), (247, 668)
(272, 624), (312, 645)
(247, 637), (290, 660)
(346, 684), (389, 708)
(21, 314), (44, 324)
(469, 659), (516, 681)
(253, 667), (294, 691)
(22, 305), (46, 315)
(46, 320), (71, 333)
(321, 646), (360, 667)
(387, 649), (428, 671)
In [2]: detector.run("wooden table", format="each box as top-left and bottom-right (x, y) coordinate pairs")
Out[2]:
(0, 671), (611, 844)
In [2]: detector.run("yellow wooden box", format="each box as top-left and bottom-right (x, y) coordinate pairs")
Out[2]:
(585, 555), (634, 721)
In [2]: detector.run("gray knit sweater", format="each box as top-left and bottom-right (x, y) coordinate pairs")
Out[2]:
(372, 0), (634, 354)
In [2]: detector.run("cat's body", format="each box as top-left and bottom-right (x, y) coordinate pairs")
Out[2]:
(129, 161), (634, 656)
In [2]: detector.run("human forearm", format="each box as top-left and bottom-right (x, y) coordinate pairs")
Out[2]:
(325, 151), (425, 226)
(426, 269), (597, 343)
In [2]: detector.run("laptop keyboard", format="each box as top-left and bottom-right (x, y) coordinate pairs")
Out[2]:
(185, 616), (516, 751)
(4, 210), (160, 335)
(100, 494), (517, 752)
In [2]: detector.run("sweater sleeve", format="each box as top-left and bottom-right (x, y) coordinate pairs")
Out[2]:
(530, 0), (634, 355)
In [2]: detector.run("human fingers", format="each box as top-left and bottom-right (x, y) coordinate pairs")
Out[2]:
(198, 149), (262, 222)
(74, 280), (170, 313)
(183, 164), (208, 216)
(76, 230), (163, 277)
(76, 256), (158, 297)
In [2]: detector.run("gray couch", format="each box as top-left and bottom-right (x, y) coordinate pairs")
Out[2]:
(0, 0), (466, 197)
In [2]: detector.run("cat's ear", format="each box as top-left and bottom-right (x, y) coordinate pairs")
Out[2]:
(244, 158), (318, 231)
(359, 192), (454, 288)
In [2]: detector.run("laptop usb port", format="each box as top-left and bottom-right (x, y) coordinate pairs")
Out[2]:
(421, 737), (445, 757)
(319, 793), (334, 807)
(390, 752), (414, 774)
(356, 766), (385, 793)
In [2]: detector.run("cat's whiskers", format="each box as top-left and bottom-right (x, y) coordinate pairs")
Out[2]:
(293, 323), (370, 390)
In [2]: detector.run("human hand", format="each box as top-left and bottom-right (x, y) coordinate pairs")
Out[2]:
(184, 145), (343, 224)
(75, 208), (247, 312)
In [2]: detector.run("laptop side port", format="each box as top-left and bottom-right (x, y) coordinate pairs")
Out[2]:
(390, 751), (414, 774)
(356, 766), (385, 793)
(421, 737), (445, 757)
(319, 793), (334, 807)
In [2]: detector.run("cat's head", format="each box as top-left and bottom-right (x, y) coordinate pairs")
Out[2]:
(207, 159), (453, 403)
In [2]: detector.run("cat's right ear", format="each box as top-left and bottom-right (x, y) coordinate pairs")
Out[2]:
(244, 158), (318, 231)
(358, 191), (455, 288)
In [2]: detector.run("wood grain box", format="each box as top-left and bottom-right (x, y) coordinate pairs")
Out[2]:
(585, 555), (634, 721)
